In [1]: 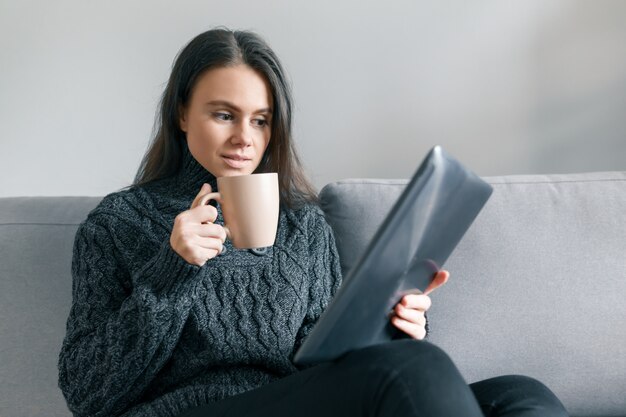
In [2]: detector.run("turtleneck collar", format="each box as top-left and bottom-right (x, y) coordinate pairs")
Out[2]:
(174, 141), (218, 197)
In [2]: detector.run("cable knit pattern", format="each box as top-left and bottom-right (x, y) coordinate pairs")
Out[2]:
(57, 143), (343, 417)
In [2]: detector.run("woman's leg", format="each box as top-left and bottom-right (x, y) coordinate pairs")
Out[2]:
(469, 375), (569, 417)
(179, 340), (484, 417)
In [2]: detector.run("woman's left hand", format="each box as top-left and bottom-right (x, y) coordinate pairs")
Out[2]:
(390, 270), (449, 340)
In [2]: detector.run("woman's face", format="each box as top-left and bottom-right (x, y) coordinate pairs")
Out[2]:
(180, 64), (273, 177)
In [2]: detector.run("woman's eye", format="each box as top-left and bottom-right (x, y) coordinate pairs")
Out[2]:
(214, 112), (233, 121)
(253, 118), (268, 127)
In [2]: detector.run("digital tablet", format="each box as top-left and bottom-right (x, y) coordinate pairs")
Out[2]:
(293, 145), (493, 366)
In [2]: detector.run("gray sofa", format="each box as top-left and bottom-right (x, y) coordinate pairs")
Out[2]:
(1, 171), (625, 417)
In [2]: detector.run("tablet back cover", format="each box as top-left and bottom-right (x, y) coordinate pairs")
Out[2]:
(294, 146), (493, 366)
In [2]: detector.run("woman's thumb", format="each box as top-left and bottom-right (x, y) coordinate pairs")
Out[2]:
(191, 183), (212, 209)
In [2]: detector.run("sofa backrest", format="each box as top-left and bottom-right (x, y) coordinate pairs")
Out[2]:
(320, 171), (626, 417)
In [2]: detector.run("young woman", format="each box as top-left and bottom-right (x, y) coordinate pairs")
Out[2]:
(58, 28), (569, 417)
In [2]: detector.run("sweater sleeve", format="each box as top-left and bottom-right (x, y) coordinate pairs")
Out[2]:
(58, 214), (203, 417)
(292, 208), (343, 361)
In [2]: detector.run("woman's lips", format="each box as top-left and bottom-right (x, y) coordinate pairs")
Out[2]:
(222, 155), (251, 169)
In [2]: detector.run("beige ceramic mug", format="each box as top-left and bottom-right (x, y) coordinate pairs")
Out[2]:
(198, 173), (279, 249)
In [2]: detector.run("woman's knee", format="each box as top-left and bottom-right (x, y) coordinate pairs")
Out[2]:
(472, 374), (569, 417)
(341, 340), (459, 379)
(487, 374), (557, 397)
(330, 341), (484, 416)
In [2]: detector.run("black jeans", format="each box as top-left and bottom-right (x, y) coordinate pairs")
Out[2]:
(179, 340), (569, 417)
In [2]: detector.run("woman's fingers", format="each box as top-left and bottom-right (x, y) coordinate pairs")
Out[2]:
(195, 235), (224, 252)
(392, 300), (427, 340)
(171, 183), (228, 266)
(391, 316), (426, 340)
(400, 294), (432, 311)
(195, 223), (228, 241)
(424, 270), (450, 295)
(391, 270), (448, 340)
(175, 242), (219, 267)
(174, 204), (219, 230)
(191, 246), (220, 266)
(190, 183), (212, 209)
(394, 303), (426, 326)
(191, 204), (219, 225)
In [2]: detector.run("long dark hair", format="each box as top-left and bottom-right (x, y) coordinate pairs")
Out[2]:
(132, 27), (318, 208)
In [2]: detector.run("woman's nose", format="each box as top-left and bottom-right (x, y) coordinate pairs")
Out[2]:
(230, 120), (254, 147)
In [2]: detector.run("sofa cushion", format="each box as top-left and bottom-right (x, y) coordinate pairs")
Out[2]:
(320, 171), (626, 417)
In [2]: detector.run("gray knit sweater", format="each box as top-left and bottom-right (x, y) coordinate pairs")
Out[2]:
(58, 145), (343, 417)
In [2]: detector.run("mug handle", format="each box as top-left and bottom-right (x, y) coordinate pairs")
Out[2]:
(198, 192), (231, 240)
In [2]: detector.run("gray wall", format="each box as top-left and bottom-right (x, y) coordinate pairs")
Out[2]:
(1, 0), (625, 197)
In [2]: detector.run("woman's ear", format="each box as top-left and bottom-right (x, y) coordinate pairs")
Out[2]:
(179, 105), (188, 133)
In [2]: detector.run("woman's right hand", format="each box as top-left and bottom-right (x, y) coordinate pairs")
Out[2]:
(170, 183), (227, 266)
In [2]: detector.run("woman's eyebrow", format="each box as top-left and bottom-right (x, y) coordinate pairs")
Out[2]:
(206, 100), (272, 114)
